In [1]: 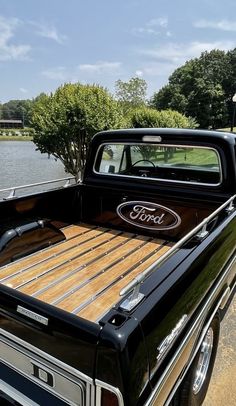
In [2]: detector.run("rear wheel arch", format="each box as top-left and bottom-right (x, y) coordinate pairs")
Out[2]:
(171, 313), (220, 406)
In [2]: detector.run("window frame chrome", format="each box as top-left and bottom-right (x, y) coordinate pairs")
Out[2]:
(93, 142), (223, 187)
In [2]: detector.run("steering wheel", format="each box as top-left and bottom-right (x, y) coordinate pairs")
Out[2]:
(131, 159), (156, 168)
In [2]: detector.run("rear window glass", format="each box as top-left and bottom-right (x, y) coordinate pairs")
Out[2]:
(95, 143), (221, 185)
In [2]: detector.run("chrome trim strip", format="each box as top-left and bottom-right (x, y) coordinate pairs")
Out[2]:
(95, 379), (124, 406)
(51, 232), (137, 305)
(17, 306), (48, 326)
(156, 315), (188, 364)
(120, 194), (236, 298)
(231, 278), (236, 293)
(93, 142), (223, 187)
(145, 253), (236, 406)
(0, 225), (97, 278)
(164, 306), (219, 406)
(71, 238), (150, 313)
(165, 279), (236, 406)
(36, 232), (129, 304)
(142, 135), (162, 142)
(0, 177), (76, 194)
(0, 227), (103, 289)
(0, 380), (39, 406)
(96, 386), (102, 406)
(94, 241), (168, 323)
(219, 286), (231, 309)
(219, 278), (236, 311)
(0, 328), (93, 385)
(72, 238), (161, 314)
(5, 228), (113, 289)
(96, 171), (221, 188)
(89, 383), (96, 406)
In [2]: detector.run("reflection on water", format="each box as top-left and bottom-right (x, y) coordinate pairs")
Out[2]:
(0, 141), (69, 197)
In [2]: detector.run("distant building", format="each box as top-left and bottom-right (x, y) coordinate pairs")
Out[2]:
(0, 119), (23, 129)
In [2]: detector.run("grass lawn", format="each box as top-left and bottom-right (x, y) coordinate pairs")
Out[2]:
(218, 127), (236, 132)
(159, 148), (218, 166)
(103, 145), (220, 169)
(136, 146), (219, 167)
(0, 135), (33, 141)
(0, 128), (34, 141)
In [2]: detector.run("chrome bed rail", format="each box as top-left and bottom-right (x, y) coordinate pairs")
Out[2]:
(0, 177), (76, 200)
(119, 194), (236, 311)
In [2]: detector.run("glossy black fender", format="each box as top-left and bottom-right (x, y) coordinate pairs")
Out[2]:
(96, 209), (236, 405)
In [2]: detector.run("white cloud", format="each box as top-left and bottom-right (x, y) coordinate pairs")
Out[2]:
(141, 40), (235, 64)
(147, 17), (168, 28)
(138, 40), (235, 81)
(194, 19), (236, 32)
(135, 70), (143, 77)
(132, 17), (169, 36)
(133, 27), (158, 35)
(41, 62), (122, 82)
(142, 62), (177, 77)
(32, 21), (67, 44)
(19, 87), (28, 93)
(78, 61), (122, 74)
(0, 16), (31, 61)
(42, 66), (68, 80)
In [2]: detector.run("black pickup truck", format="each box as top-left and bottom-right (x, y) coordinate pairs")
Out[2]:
(0, 128), (236, 406)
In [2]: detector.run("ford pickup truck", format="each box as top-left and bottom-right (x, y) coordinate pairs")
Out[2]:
(0, 128), (236, 406)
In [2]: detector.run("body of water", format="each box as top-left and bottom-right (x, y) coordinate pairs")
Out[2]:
(0, 141), (70, 197)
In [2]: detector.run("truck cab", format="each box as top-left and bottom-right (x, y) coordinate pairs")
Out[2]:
(0, 128), (236, 406)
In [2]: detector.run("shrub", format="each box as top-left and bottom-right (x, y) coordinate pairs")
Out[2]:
(127, 107), (197, 129)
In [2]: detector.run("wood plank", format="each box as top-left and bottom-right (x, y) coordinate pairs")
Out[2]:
(61, 224), (94, 239)
(55, 239), (165, 313)
(0, 220), (173, 324)
(18, 232), (135, 297)
(2, 228), (116, 287)
(0, 225), (97, 281)
(78, 243), (172, 322)
(31, 235), (148, 305)
(0, 226), (105, 282)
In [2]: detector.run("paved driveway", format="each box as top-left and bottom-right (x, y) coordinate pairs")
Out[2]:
(204, 293), (236, 405)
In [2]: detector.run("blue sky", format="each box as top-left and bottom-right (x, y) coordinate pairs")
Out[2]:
(1, 0), (236, 102)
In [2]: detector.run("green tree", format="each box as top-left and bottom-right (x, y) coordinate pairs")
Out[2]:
(224, 49), (236, 125)
(31, 83), (124, 180)
(1, 99), (33, 126)
(150, 84), (188, 114)
(127, 106), (195, 161)
(151, 49), (231, 129)
(226, 49), (236, 97)
(115, 77), (147, 112)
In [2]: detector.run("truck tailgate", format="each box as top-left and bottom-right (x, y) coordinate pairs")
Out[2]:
(0, 283), (101, 405)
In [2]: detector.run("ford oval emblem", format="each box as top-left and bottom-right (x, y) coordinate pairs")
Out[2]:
(117, 201), (181, 231)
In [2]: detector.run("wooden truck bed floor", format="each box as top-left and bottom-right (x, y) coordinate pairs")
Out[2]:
(0, 223), (173, 323)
